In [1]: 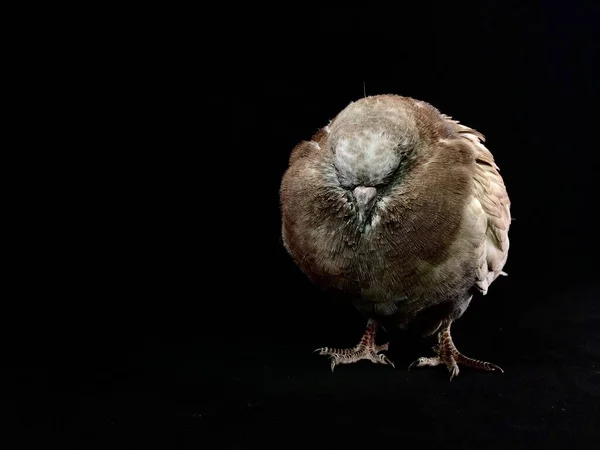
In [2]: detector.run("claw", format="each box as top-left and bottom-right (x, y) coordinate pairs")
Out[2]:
(383, 355), (395, 368)
(408, 358), (423, 370)
(449, 365), (460, 382)
(489, 363), (504, 373)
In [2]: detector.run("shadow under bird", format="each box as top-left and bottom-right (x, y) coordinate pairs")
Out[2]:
(279, 94), (511, 380)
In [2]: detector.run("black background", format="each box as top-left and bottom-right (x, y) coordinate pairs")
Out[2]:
(12, 4), (600, 448)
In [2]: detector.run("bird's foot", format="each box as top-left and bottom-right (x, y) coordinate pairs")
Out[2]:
(408, 354), (461, 380)
(315, 342), (394, 372)
(314, 319), (395, 371)
(408, 323), (503, 381)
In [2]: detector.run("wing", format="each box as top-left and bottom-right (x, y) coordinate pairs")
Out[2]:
(445, 117), (511, 295)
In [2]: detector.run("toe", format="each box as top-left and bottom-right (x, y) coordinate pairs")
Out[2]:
(375, 342), (389, 352)
(448, 365), (460, 381)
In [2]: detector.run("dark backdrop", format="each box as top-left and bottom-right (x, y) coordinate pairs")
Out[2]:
(13, 4), (599, 449)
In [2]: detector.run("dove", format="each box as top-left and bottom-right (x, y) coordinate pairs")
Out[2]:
(279, 94), (511, 380)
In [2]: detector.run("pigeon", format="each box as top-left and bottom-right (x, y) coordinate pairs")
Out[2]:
(279, 94), (511, 380)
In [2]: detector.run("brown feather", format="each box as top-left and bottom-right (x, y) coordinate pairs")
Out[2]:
(280, 94), (511, 332)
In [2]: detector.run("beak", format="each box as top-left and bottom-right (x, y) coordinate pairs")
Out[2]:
(353, 186), (377, 225)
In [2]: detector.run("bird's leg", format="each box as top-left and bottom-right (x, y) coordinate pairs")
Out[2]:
(408, 321), (503, 381)
(315, 319), (395, 371)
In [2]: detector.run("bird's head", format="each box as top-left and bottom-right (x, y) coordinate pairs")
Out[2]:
(328, 96), (419, 227)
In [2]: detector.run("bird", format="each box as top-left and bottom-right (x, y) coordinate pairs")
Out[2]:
(279, 94), (511, 380)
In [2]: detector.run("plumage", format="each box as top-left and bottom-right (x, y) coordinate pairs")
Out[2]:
(280, 94), (511, 379)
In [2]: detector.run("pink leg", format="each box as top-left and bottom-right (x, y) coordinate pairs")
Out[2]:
(409, 321), (503, 381)
(315, 319), (395, 371)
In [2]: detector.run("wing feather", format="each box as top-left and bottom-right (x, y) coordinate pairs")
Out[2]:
(446, 119), (511, 294)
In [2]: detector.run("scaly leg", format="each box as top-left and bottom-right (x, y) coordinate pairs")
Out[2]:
(408, 321), (503, 381)
(315, 319), (395, 371)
